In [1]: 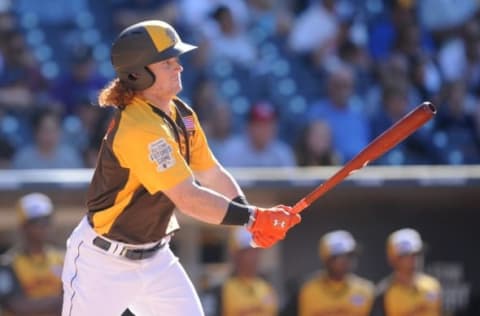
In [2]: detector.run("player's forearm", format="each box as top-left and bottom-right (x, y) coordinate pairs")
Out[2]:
(164, 177), (240, 224)
(194, 163), (245, 199)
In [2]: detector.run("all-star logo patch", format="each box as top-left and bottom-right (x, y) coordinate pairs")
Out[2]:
(149, 138), (175, 171)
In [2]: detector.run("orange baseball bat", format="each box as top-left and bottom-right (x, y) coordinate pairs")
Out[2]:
(291, 101), (437, 214)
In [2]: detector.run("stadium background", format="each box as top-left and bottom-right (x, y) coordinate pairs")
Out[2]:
(0, 0), (479, 315)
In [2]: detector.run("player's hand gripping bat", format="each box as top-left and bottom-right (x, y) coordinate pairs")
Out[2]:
(291, 101), (437, 214)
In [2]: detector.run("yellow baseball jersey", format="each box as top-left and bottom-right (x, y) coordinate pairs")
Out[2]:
(222, 277), (278, 316)
(298, 272), (374, 316)
(87, 96), (216, 244)
(371, 273), (442, 316)
(202, 276), (278, 316)
(0, 247), (63, 301)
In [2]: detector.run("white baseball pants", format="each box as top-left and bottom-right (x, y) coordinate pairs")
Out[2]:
(61, 217), (204, 316)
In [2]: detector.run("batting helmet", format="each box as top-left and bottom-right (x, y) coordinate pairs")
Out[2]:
(111, 20), (197, 90)
(386, 228), (423, 261)
(318, 230), (356, 262)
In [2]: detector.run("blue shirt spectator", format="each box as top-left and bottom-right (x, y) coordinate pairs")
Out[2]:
(307, 64), (369, 162)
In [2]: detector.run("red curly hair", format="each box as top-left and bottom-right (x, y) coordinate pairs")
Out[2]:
(98, 79), (136, 109)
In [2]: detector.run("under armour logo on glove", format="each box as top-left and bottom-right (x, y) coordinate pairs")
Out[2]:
(247, 205), (301, 248)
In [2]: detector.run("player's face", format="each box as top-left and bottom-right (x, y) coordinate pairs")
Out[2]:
(327, 253), (355, 279)
(248, 120), (277, 150)
(394, 253), (422, 274)
(234, 248), (260, 277)
(147, 57), (183, 98)
(23, 216), (51, 245)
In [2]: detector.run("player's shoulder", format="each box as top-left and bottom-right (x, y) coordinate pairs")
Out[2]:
(252, 276), (277, 293)
(416, 273), (442, 291)
(299, 270), (324, 292)
(44, 245), (65, 263)
(115, 107), (167, 146)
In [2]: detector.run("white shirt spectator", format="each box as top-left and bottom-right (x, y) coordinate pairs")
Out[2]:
(179, 0), (248, 29)
(288, 1), (339, 53)
(438, 37), (467, 82)
(419, 0), (479, 31)
(203, 5), (257, 67)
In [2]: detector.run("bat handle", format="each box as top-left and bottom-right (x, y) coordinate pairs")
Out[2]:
(292, 199), (308, 214)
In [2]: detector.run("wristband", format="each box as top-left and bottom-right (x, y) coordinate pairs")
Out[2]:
(221, 201), (252, 225)
(232, 195), (249, 206)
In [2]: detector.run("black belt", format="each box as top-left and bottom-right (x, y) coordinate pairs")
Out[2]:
(92, 236), (166, 260)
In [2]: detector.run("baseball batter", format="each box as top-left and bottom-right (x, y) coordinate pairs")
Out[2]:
(60, 20), (301, 316)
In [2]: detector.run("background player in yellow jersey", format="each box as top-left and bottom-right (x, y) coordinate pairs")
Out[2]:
(60, 20), (300, 316)
(202, 227), (278, 316)
(371, 228), (442, 316)
(0, 193), (63, 316)
(283, 230), (374, 316)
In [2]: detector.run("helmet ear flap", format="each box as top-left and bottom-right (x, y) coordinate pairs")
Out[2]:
(119, 66), (155, 90)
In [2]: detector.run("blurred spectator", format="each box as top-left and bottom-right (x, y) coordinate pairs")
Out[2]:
(368, 0), (433, 61)
(463, 19), (480, 94)
(245, 0), (293, 40)
(0, 135), (14, 168)
(62, 99), (104, 155)
(371, 228), (442, 316)
(111, 0), (179, 33)
(205, 103), (235, 162)
(365, 53), (416, 117)
(15, 0), (87, 25)
(220, 101), (296, 167)
(50, 47), (107, 115)
(83, 107), (114, 168)
(190, 76), (221, 124)
(418, 0), (478, 32)
(201, 227), (278, 316)
(338, 38), (373, 97)
(282, 230), (374, 316)
(0, 193), (63, 315)
(370, 85), (437, 164)
(408, 53), (442, 104)
(0, 31), (45, 110)
(437, 34), (468, 83)
(295, 119), (340, 166)
(307, 64), (369, 162)
(12, 108), (84, 169)
(203, 5), (258, 68)
(433, 80), (480, 164)
(288, 0), (339, 61)
(180, 0), (249, 30)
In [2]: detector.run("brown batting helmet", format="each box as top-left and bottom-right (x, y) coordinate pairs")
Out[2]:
(111, 20), (197, 90)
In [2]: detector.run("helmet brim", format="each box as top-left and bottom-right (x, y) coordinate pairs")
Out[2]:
(149, 41), (197, 65)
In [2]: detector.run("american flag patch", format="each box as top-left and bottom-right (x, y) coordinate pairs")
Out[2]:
(183, 116), (195, 131)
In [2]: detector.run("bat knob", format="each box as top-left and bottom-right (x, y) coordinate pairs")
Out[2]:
(422, 101), (436, 114)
